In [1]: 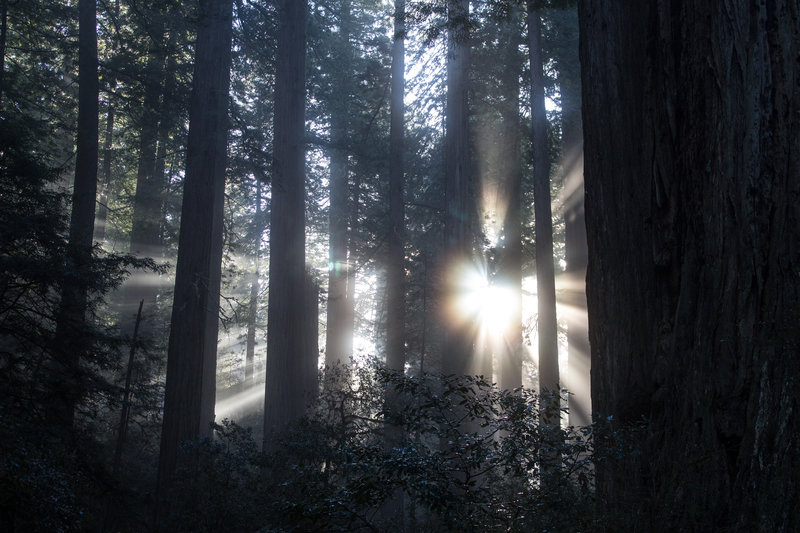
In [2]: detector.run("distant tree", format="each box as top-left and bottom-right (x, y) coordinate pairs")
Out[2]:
(49, 0), (99, 433)
(263, 0), (309, 435)
(93, 95), (115, 246)
(386, 0), (406, 376)
(156, 0), (233, 507)
(494, 4), (524, 392)
(527, 4), (558, 424)
(550, 5), (589, 427)
(244, 179), (263, 386)
(442, 0), (473, 377)
(581, 1), (800, 530)
(129, 3), (167, 263)
(0, 0), (8, 108)
(325, 0), (355, 368)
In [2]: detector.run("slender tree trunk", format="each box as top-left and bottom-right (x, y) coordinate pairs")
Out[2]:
(129, 14), (166, 261)
(497, 12), (523, 392)
(156, 0), (232, 510)
(442, 0), (473, 377)
(94, 97), (115, 245)
(555, 6), (589, 427)
(325, 0), (353, 368)
(49, 0), (99, 433)
(580, 1), (800, 530)
(528, 5), (558, 425)
(302, 272), (319, 400)
(386, 0), (406, 375)
(345, 174), (359, 357)
(0, 0), (8, 109)
(383, 12), (405, 520)
(245, 180), (263, 386)
(263, 0), (308, 436)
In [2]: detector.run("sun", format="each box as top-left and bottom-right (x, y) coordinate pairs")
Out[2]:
(451, 263), (518, 337)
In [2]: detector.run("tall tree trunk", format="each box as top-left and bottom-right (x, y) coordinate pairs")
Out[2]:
(93, 97), (115, 245)
(325, 0), (353, 368)
(528, 5), (558, 424)
(346, 173), (359, 357)
(156, 0), (232, 508)
(130, 12), (166, 261)
(302, 272), (319, 400)
(383, 6), (406, 521)
(0, 0), (8, 109)
(496, 11), (524, 393)
(442, 0), (473, 377)
(580, 1), (800, 530)
(553, 6), (589, 428)
(386, 0), (405, 375)
(263, 0), (308, 436)
(245, 180), (263, 386)
(49, 0), (99, 433)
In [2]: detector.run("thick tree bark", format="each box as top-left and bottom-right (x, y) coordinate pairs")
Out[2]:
(580, 1), (800, 530)
(49, 0), (99, 432)
(528, 6), (558, 420)
(442, 0), (473, 377)
(386, 0), (405, 375)
(263, 0), (308, 435)
(325, 0), (353, 368)
(156, 0), (232, 507)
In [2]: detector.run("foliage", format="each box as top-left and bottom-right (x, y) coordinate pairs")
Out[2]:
(0, 95), (162, 533)
(163, 364), (638, 532)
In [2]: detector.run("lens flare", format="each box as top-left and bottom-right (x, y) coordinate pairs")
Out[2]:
(451, 264), (518, 338)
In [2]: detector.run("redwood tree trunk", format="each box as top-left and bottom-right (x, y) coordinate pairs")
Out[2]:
(156, 0), (232, 506)
(263, 0), (308, 435)
(245, 180), (263, 386)
(580, 1), (800, 530)
(496, 10), (523, 393)
(554, 6), (589, 427)
(50, 0), (99, 432)
(386, 0), (405, 375)
(325, 0), (353, 368)
(442, 0), (473, 377)
(528, 5), (558, 419)
(93, 97), (114, 246)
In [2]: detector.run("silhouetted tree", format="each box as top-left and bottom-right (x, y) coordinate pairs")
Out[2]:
(156, 0), (233, 507)
(580, 1), (800, 530)
(263, 0), (309, 435)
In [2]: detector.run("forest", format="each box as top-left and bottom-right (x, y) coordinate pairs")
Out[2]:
(0, 0), (797, 531)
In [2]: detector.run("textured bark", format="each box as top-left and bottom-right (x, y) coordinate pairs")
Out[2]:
(580, 1), (800, 530)
(50, 0), (99, 432)
(386, 0), (405, 376)
(325, 0), (353, 368)
(156, 0), (232, 505)
(528, 6), (558, 415)
(442, 0), (473, 377)
(263, 0), (308, 435)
